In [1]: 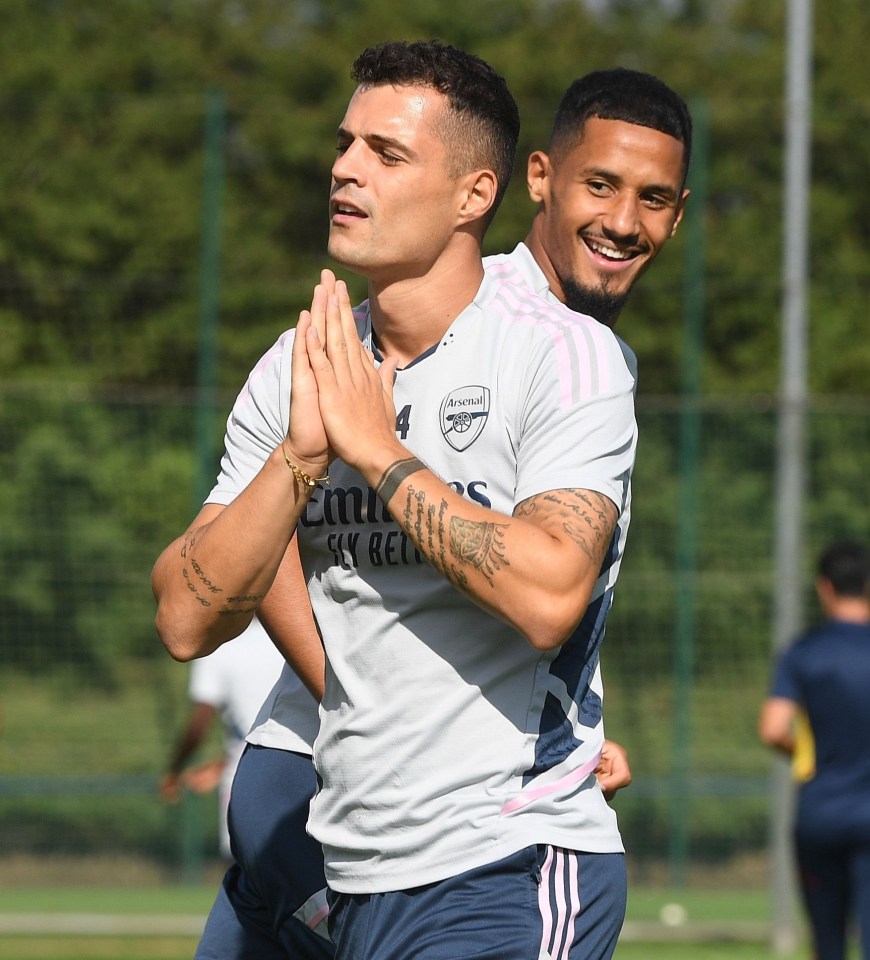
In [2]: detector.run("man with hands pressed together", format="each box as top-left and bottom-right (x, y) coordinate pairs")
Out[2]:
(154, 42), (673, 960)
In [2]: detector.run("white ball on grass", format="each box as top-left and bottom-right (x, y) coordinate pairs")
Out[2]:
(659, 902), (688, 926)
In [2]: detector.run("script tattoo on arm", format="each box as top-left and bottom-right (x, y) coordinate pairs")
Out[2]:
(398, 485), (510, 591)
(378, 456), (512, 590)
(179, 528), (265, 616)
(514, 488), (616, 564)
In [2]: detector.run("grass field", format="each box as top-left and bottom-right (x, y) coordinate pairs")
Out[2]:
(0, 938), (811, 960)
(0, 935), (199, 959)
(0, 883), (848, 960)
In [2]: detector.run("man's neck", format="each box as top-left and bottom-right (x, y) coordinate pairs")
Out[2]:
(367, 246), (485, 367)
(523, 216), (566, 305)
(828, 597), (870, 625)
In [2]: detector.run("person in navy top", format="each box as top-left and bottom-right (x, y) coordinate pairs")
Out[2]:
(759, 539), (870, 960)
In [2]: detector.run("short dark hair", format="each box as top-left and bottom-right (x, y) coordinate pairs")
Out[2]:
(351, 40), (520, 226)
(817, 540), (870, 598)
(549, 67), (693, 187)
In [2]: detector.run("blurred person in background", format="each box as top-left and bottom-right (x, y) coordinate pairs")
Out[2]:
(154, 60), (691, 960)
(759, 539), (870, 960)
(160, 617), (286, 861)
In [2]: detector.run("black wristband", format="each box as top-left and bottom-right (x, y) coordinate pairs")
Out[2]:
(376, 456), (426, 504)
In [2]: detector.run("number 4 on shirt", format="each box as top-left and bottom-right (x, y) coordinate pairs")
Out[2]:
(395, 405), (411, 440)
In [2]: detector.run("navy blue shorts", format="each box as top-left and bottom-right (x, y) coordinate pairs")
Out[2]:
(795, 831), (870, 960)
(327, 845), (626, 960)
(195, 744), (333, 960)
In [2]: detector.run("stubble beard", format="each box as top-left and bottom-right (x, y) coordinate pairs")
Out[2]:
(561, 278), (631, 330)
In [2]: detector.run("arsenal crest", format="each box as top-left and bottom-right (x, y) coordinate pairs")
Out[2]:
(439, 386), (490, 452)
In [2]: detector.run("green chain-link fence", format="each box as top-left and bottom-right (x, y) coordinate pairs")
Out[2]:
(2, 385), (867, 884)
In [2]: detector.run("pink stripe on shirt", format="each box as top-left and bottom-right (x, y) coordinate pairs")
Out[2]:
(499, 749), (602, 817)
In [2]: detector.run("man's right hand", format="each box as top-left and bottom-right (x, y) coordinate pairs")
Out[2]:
(284, 271), (337, 479)
(595, 739), (632, 801)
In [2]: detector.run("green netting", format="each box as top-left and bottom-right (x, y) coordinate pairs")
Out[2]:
(2, 388), (867, 881)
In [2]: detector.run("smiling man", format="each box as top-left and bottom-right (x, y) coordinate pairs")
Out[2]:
(516, 68), (691, 330)
(153, 58), (691, 960)
(155, 40), (638, 960)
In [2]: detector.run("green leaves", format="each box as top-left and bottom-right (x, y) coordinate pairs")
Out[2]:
(0, 0), (867, 397)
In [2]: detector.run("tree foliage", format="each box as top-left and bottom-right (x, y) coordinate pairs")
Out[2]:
(0, 0), (867, 689)
(0, 0), (866, 394)
(0, 6), (866, 883)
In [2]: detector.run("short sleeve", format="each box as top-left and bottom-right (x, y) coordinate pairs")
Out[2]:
(514, 318), (636, 509)
(207, 330), (293, 507)
(188, 656), (227, 709)
(769, 646), (803, 704)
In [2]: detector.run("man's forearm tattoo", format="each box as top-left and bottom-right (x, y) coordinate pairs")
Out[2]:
(515, 489), (614, 562)
(180, 530), (214, 607)
(398, 484), (509, 590)
(179, 528), (264, 616)
(375, 456), (426, 505)
(413, 488), (425, 551)
(449, 516), (509, 583)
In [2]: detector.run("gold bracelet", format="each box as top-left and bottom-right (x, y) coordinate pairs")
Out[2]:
(281, 441), (330, 488)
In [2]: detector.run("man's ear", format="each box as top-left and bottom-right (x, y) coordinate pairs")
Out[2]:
(457, 168), (498, 225)
(526, 150), (551, 205)
(669, 187), (691, 238)
(815, 576), (837, 615)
